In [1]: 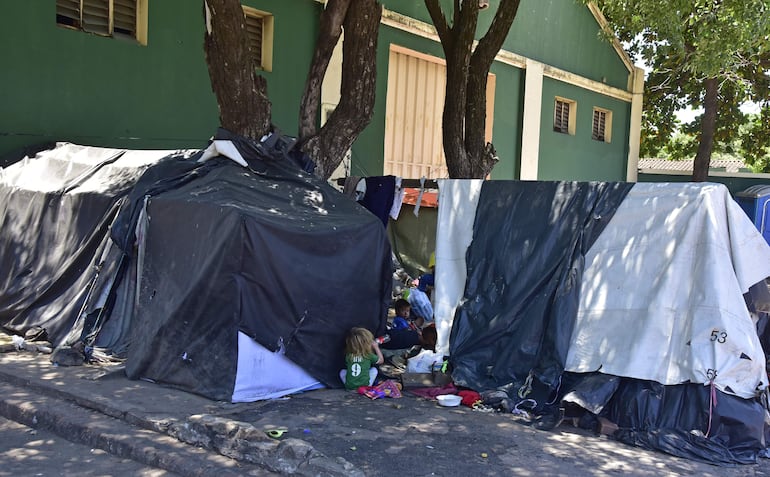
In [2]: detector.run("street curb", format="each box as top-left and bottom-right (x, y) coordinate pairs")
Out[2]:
(0, 361), (362, 476)
(0, 380), (270, 476)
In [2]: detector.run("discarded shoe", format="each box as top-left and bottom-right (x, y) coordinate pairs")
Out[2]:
(533, 406), (565, 431)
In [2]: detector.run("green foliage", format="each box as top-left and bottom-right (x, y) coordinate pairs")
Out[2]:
(584, 0), (770, 171)
(741, 110), (770, 172)
(596, 0), (770, 78)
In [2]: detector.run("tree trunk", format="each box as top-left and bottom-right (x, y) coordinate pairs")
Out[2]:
(427, 0), (522, 178)
(298, 0), (352, 140)
(203, 0), (271, 139)
(692, 77), (718, 182)
(427, 0), (478, 178)
(300, 0), (382, 180)
(443, 62), (473, 178)
(466, 0), (521, 178)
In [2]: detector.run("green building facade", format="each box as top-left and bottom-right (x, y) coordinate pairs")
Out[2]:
(1, 0), (320, 160)
(1, 1), (642, 182)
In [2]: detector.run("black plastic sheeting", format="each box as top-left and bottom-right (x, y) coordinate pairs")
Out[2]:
(1, 130), (392, 402)
(449, 181), (633, 403)
(560, 372), (770, 465)
(0, 148), (150, 344)
(122, 131), (391, 400)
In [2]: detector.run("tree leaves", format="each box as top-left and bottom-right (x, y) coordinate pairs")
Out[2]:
(584, 0), (770, 174)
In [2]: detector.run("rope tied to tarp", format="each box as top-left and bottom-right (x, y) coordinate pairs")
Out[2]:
(705, 380), (718, 438)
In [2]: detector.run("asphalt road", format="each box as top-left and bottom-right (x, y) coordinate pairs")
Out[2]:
(0, 416), (176, 477)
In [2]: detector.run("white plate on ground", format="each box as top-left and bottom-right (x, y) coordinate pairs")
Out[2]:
(437, 394), (462, 407)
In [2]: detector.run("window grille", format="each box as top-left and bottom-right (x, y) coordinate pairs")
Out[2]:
(592, 108), (612, 143)
(56, 0), (142, 42)
(554, 100), (570, 134)
(592, 109), (606, 141)
(244, 11), (264, 67)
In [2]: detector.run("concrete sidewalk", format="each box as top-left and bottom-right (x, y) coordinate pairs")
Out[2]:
(0, 348), (768, 477)
(0, 351), (355, 476)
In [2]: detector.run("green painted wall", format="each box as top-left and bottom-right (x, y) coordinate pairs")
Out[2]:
(1, 0), (319, 161)
(538, 77), (630, 181)
(350, 24), (524, 178)
(502, 0), (629, 90)
(381, 0), (630, 90)
(488, 62), (524, 180)
(4, 0), (630, 183)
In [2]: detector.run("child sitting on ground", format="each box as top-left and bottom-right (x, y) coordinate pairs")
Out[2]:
(392, 298), (424, 330)
(339, 327), (384, 391)
(392, 299), (416, 330)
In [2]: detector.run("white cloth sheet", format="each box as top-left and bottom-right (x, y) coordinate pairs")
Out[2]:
(232, 331), (324, 402)
(566, 183), (770, 398)
(433, 179), (484, 357)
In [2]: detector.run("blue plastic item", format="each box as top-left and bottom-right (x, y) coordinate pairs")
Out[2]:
(735, 185), (770, 246)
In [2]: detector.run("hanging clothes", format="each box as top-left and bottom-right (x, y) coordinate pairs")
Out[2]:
(359, 176), (396, 227)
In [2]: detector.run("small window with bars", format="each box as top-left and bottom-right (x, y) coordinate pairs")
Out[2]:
(56, 0), (146, 44)
(242, 6), (274, 72)
(553, 98), (576, 135)
(592, 108), (612, 143)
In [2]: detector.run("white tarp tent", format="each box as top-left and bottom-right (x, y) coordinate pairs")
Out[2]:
(568, 182), (770, 398)
(434, 181), (770, 399)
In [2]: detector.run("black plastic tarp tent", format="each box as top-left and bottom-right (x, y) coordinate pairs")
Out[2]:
(0, 131), (392, 402)
(0, 144), (175, 345)
(122, 139), (391, 400)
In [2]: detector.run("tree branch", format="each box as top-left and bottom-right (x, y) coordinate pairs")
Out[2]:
(472, 0), (521, 69)
(302, 0), (382, 179)
(298, 0), (353, 141)
(425, 0), (451, 49)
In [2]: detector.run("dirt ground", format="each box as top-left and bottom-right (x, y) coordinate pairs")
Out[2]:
(1, 348), (769, 477)
(219, 387), (770, 477)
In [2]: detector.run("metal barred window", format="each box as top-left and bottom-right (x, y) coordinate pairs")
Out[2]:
(554, 99), (570, 134)
(592, 109), (606, 141)
(56, 0), (142, 42)
(592, 108), (612, 143)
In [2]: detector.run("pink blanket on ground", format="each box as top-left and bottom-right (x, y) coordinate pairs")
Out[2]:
(407, 383), (458, 399)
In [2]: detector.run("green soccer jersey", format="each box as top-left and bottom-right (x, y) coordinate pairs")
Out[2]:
(344, 353), (378, 390)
